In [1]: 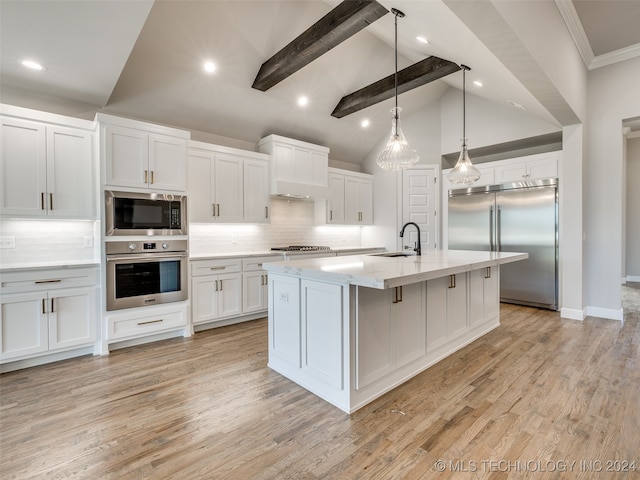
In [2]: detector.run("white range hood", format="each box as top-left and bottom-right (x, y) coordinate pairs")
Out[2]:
(259, 134), (330, 200)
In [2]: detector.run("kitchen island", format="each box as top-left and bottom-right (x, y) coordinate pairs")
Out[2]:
(263, 249), (528, 413)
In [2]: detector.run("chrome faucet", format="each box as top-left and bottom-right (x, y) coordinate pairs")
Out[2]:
(399, 222), (421, 256)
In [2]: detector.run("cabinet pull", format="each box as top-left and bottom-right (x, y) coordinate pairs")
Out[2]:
(51, 298), (55, 313)
(209, 266), (226, 270)
(137, 319), (163, 326)
(448, 274), (456, 288)
(398, 286), (402, 302)
(49, 193), (54, 210)
(392, 286), (403, 303)
(329, 210), (333, 221)
(265, 206), (269, 219)
(219, 279), (223, 291)
(144, 170), (149, 184)
(212, 204), (216, 217)
(150, 170), (155, 184)
(214, 280), (219, 291)
(42, 298), (47, 314)
(485, 266), (491, 279)
(41, 192), (46, 210)
(217, 204), (220, 217)
(35, 279), (62, 284)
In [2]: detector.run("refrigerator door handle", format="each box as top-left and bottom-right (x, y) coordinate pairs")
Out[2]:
(489, 206), (495, 251)
(497, 206), (502, 252)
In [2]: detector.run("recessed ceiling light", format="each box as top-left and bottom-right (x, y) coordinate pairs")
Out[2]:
(21, 59), (45, 71)
(297, 96), (308, 107)
(416, 36), (429, 44)
(473, 80), (483, 87)
(203, 61), (216, 73)
(361, 119), (370, 128)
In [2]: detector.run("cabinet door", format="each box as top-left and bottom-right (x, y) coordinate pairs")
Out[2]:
(272, 143), (295, 182)
(527, 158), (557, 180)
(48, 287), (96, 350)
(446, 273), (468, 338)
(393, 282), (425, 368)
(218, 273), (242, 318)
(358, 177), (373, 224)
(293, 148), (313, 184)
(0, 292), (48, 361)
(149, 134), (186, 192)
(243, 271), (267, 313)
(192, 277), (219, 324)
(426, 277), (448, 352)
(243, 159), (270, 223)
(310, 150), (328, 186)
(326, 173), (345, 224)
(0, 117), (47, 216)
(46, 126), (94, 218)
(344, 176), (361, 224)
(104, 125), (148, 189)
(495, 162), (527, 183)
(213, 154), (243, 222)
(187, 150), (215, 223)
(356, 287), (393, 388)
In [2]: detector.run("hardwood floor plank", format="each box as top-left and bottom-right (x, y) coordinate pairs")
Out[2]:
(2, 304), (640, 479)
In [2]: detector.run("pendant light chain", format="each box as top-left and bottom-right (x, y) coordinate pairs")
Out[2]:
(393, 9), (400, 136)
(462, 66), (466, 144)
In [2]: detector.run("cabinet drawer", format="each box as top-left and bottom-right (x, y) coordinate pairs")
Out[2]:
(108, 308), (186, 341)
(0, 267), (99, 294)
(191, 259), (242, 276)
(242, 255), (281, 271)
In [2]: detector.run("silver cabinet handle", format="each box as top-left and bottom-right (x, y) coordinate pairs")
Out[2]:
(137, 319), (163, 326)
(42, 298), (47, 314)
(497, 206), (502, 252)
(35, 279), (62, 284)
(214, 280), (219, 291)
(489, 206), (494, 252)
(144, 170), (149, 184)
(150, 170), (155, 184)
(392, 286), (403, 303)
(485, 266), (491, 279)
(448, 274), (456, 288)
(219, 279), (223, 291)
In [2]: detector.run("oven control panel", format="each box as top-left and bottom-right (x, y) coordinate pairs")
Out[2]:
(106, 239), (188, 255)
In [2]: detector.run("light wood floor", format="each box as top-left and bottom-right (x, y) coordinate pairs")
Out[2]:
(1, 302), (639, 480)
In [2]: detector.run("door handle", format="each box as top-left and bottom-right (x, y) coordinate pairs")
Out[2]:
(497, 206), (502, 252)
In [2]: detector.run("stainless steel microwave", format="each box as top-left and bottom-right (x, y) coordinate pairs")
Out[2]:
(105, 191), (187, 236)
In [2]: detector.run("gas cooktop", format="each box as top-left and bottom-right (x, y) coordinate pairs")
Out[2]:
(270, 246), (331, 252)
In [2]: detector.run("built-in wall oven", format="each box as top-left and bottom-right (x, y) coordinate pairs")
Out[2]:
(106, 240), (188, 311)
(105, 191), (187, 236)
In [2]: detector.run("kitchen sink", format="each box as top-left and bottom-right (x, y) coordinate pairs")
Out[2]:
(370, 252), (414, 258)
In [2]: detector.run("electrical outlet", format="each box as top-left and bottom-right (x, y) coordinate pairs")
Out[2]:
(83, 236), (94, 247)
(0, 236), (15, 249)
(279, 292), (289, 302)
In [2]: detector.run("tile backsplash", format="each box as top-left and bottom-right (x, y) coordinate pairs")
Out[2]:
(0, 219), (99, 266)
(189, 198), (362, 256)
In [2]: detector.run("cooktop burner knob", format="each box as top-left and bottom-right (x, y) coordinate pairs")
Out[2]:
(128, 243), (136, 251)
(162, 243), (169, 249)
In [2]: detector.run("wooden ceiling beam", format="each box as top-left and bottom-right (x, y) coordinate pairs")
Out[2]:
(331, 56), (461, 118)
(252, 0), (388, 92)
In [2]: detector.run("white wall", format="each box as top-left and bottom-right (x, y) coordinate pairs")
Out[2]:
(440, 88), (560, 155)
(585, 56), (640, 319)
(626, 136), (640, 280)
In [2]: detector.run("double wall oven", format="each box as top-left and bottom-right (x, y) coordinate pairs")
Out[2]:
(105, 191), (188, 311)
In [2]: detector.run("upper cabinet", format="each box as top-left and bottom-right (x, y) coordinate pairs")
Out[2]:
(258, 135), (329, 197)
(316, 168), (373, 225)
(188, 141), (270, 224)
(494, 154), (558, 183)
(98, 114), (189, 193)
(1, 108), (95, 219)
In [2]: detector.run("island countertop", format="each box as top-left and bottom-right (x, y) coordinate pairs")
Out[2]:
(263, 249), (528, 289)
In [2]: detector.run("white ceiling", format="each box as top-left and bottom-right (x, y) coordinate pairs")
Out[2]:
(1, 0), (639, 164)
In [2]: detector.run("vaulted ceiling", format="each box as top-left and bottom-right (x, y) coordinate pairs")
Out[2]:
(1, 0), (639, 164)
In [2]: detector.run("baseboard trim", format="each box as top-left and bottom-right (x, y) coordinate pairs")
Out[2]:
(560, 308), (586, 321)
(626, 275), (640, 283)
(584, 306), (624, 322)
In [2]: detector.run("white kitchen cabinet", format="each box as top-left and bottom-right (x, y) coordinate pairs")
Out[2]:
(426, 273), (468, 353)
(468, 266), (500, 329)
(191, 259), (242, 324)
(188, 141), (269, 224)
(1, 117), (94, 218)
(323, 172), (346, 224)
(345, 173), (373, 225)
(243, 158), (270, 223)
(107, 303), (188, 342)
(494, 155), (557, 183)
(0, 267), (98, 363)
(356, 282), (425, 389)
(104, 125), (187, 192)
(242, 256), (274, 314)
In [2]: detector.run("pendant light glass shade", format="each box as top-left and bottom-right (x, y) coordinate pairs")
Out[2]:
(376, 107), (419, 170)
(448, 65), (480, 185)
(376, 8), (419, 171)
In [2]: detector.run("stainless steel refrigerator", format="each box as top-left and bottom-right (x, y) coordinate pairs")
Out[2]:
(448, 178), (558, 310)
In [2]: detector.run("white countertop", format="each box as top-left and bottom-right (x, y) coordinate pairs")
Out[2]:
(263, 249), (528, 289)
(189, 247), (384, 261)
(0, 260), (100, 273)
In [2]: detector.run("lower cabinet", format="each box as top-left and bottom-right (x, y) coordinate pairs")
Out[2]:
(107, 304), (188, 341)
(469, 266), (499, 328)
(0, 267), (98, 363)
(426, 273), (468, 352)
(356, 283), (425, 389)
(242, 256), (275, 314)
(191, 258), (242, 325)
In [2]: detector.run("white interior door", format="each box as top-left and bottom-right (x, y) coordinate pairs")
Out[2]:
(401, 166), (439, 251)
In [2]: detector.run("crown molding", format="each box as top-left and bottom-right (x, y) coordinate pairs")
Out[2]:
(590, 43), (640, 70)
(555, 0), (593, 68)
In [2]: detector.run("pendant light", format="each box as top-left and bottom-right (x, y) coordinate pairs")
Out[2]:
(447, 65), (480, 185)
(376, 8), (419, 171)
